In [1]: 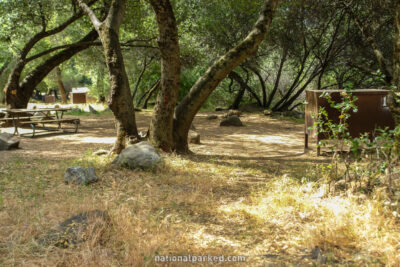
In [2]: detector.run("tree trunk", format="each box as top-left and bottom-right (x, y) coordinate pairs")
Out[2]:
(229, 87), (245, 110)
(78, 0), (138, 154)
(229, 71), (262, 106)
(173, 0), (279, 153)
(248, 65), (267, 107)
(137, 78), (160, 106)
(143, 79), (160, 109)
(148, 0), (181, 152)
(56, 66), (68, 103)
(3, 2), (95, 108)
(266, 47), (287, 108)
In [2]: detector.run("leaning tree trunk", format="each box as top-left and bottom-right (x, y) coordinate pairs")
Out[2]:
(173, 0), (280, 153)
(142, 79), (160, 109)
(56, 66), (68, 103)
(148, 0), (181, 152)
(78, 0), (138, 154)
(4, 2), (95, 109)
(5, 30), (98, 109)
(229, 87), (245, 110)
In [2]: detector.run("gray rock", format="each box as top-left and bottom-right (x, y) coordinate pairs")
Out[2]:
(88, 105), (99, 114)
(188, 130), (200, 144)
(0, 133), (20, 150)
(220, 115), (243, 127)
(38, 210), (109, 248)
(93, 149), (109, 156)
(64, 166), (98, 185)
(206, 115), (218, 120)
(112, 141), (162, 170)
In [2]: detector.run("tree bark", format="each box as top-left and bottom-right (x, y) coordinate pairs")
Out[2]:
(148, 0), (181, 152)
(56, 66), (68, 103)
(78, 0), (138, 154)
(173, 0), (280, 153)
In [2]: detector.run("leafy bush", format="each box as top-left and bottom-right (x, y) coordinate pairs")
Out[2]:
(313, 89), (400, 205)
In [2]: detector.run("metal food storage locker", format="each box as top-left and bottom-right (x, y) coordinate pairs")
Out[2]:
(304, 89), (395, 155)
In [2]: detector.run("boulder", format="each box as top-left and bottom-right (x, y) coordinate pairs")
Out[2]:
(64, 166), (98, 185)
(227, 109), (242, 117)
(112, 141), (162, 170)
(88, 105), (99, 114)
(188, 130), (200, 144)
(38, 210), (109, 248)
(220, 115), (243, 127)
(206, 115), (218, 120)
(0, 133), (20, 150)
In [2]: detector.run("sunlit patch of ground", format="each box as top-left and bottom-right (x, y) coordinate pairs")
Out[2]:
(0, 111), (399, 266)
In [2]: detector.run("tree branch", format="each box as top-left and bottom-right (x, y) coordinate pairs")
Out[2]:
(77, 0), (102, 29)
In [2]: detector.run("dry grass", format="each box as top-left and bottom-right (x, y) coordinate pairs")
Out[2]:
(1, 112), (400, 266)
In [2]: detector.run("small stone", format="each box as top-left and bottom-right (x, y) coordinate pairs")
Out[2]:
(188, 130), (200, 144)
(0, 133), (20, 150)
(206, 115), (218, 120)
(64, 166), (98, 185)
(220, 115), (243, 127)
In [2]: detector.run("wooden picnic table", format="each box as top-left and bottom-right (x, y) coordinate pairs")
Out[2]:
(0, 107), (80, 137)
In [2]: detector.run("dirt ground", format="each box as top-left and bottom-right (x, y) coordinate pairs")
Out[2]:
(2, 110), (399, 266)
(0, 110), (319, 161)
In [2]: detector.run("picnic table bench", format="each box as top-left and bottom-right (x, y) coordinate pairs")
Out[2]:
(0, 108), (80, 137)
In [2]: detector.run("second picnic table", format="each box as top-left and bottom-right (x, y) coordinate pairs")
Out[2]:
(0, 107), (80, 137)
